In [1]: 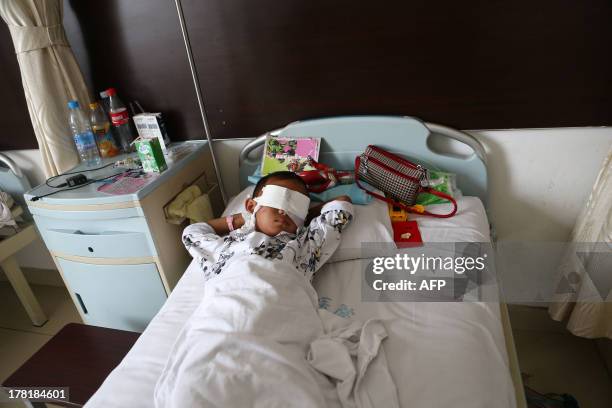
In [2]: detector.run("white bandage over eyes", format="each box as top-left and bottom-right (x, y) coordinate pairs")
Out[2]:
(253, 184), (310, 227)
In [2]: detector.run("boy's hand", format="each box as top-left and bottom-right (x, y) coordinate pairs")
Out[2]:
(306, 195), (352, 224)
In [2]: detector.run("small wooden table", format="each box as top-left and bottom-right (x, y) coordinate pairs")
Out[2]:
(2, 323), (139, 407)
(0, 207), (47, 326)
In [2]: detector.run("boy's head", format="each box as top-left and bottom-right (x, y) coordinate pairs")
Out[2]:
(245, 171), (309, 236)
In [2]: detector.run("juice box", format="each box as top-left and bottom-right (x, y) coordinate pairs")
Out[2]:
(134, 137), (167, 173)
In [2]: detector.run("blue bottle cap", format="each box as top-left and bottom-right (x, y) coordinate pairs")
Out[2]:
(67, 100), (80, 109)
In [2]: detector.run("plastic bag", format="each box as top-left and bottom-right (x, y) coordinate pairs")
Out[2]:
(416, 170), (462, 205)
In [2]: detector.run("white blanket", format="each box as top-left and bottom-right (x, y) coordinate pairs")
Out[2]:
(154, 254), (398, 408)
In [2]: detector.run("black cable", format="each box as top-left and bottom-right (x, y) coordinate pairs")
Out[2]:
(31, 170), (132, 201)
(45, 162), (117, 189)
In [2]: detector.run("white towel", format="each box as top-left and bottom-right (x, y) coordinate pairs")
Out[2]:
(0, 190), (16, 229)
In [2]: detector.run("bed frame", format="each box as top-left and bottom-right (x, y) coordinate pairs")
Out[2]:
(239, 115), (488, 205)
(238, 115), (526, 408)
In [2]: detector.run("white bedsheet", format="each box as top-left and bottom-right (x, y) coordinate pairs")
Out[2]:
(154, 255), (398, 408)
(85, 197), (516, 408)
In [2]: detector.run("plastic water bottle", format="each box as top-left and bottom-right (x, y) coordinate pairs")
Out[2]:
(89, 102), (120, 158)
(67, 100), (101, 166)
(106, 88), (135, 152)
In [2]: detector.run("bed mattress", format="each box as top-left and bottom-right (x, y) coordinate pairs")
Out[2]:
(85, 197), (516, 408)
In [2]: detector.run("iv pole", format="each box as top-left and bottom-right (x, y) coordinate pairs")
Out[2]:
(174, 0), (228, 205)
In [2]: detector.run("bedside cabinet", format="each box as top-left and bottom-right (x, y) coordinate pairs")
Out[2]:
(25, 141), (223, 332)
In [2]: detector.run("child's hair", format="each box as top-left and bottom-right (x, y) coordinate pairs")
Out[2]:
(253, 171), (307, 197)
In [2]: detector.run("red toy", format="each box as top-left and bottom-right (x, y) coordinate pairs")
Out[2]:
(392, 220), (423, 248)
(298, 158), (353, 193)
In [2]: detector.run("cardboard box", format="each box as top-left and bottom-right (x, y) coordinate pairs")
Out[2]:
(133, 113), (171, 151)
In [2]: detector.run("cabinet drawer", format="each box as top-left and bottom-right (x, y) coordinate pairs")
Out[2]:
(58, 258), (167, 332)
(43, 228), (155, 259)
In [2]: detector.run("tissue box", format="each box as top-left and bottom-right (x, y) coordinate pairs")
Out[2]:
(133, 113), (171, 151)
(135, 137), (167, 173)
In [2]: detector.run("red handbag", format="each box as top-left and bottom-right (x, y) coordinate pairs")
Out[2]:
(355, 145), (457, 218)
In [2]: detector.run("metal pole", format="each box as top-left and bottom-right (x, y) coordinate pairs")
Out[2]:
(174, 0), (228, 204)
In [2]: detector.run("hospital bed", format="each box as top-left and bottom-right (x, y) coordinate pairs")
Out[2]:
(85, 116), (526, 407)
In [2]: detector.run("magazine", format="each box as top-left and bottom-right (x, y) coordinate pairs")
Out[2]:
(261, 135), (321, 175)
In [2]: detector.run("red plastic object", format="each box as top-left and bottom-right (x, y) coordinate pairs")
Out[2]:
(298, 157), (354, 193)
(392, 221), (423, 247)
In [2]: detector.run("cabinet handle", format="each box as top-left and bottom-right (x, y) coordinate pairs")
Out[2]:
(75, 293), (88, 314)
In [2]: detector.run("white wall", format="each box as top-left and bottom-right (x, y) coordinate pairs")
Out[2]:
(471, 128), (611, 241)
(2, 127), (611, 279)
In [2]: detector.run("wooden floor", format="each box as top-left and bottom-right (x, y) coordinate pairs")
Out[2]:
(0, 283), (610, 407)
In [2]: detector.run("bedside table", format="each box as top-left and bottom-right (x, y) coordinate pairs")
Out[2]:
(25, 142), (222, 332)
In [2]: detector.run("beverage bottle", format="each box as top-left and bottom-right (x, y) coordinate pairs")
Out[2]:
(106, 88), (135, 152)
(67, 100), (101, 166)
(89, 102), (120, 158)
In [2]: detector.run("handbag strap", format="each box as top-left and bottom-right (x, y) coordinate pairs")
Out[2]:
(419, 187), (458, 218)
(354, 156), (458, 218)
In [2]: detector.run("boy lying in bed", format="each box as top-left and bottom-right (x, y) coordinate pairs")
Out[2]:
(157, 172), (398, 407)
(182, 171), (353, 282)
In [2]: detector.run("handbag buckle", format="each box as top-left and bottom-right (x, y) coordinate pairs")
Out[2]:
(419, 167), (429, 187)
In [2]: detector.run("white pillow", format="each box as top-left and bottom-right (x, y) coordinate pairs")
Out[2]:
(222, 186), (393, 263)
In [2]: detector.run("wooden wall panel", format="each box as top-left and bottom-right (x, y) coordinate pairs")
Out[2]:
(1, 0), (611, 149)
(0, 24), (37, 150)
(64, 0), (203, 142)
(182, 0), (612, 138)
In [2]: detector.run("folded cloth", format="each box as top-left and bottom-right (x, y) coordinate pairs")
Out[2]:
(167, 185), (214, 223)
(0, 190), (16, 229)
(184, 195), (213, 223)
(167, 185), (201, 219)
(309, 311), (400, 408)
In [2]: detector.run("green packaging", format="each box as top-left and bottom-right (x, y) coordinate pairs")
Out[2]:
(135, 137), (167, 173)
(416, 170), (459, 205)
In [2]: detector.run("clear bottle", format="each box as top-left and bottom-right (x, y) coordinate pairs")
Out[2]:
(89, 102), (120, 158)
(67, 100), (101, 166)
(106, 88), (135, 152)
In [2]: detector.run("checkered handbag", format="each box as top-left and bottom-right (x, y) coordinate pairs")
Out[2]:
(355, 145), (457, 218)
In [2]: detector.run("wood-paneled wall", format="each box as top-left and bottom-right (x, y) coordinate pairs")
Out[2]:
(1, 0), (611, 150)
(0, 24), (37, 150)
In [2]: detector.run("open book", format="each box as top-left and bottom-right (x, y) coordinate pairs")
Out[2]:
(261, 135), (320, 175)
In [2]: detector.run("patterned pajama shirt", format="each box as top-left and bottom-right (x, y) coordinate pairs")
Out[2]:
(182, 200), (354, 282)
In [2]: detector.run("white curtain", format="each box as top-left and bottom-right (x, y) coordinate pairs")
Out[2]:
(549, 144), (612, 339)
(0, 0), (90, 176)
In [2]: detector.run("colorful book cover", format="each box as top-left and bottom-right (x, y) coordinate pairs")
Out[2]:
(261, 135), (320, 175)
